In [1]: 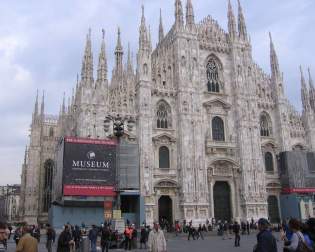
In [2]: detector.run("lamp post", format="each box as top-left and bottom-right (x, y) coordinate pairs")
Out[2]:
(104, 115), (125, 210)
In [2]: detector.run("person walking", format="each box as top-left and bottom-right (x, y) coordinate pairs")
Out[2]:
(246, 221), (250, 235)
(147, 222), (166, 252)
(140, 225), (147, 249)
(131, 224), (137, 249)
(281, 218), (312, 252)
(57, 225), (74, 252)
(16, 226), (38, 252)
(187, 223), (195, 241)
(88, 225), (98, 252)
(0, 222), (8, 252)
(100, 225), (111, 252)
(46, 224), (55, 252)
(14, 227), (22, 246)
(233, 221), (241, 247)
(253, 218), (277, 252)
(72, 225), (81, 251)
(197, 224), (204, 240)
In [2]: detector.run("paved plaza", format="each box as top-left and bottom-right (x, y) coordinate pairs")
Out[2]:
(6, 232), (284, 252)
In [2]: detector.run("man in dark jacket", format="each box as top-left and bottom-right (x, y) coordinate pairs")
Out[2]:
(233, 221), (241, 247)
(57, 225), (74, 252)
(254, 218), (277, 252)
(89, 225), (98, 252)
(46, 224), (55, 252)
(100, 225), (111, 252)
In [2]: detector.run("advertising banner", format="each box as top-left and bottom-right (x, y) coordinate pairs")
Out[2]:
(63, 137), (117, 196)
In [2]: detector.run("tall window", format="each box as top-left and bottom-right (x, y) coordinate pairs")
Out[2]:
(212, 116), (225, 141)
(260, 113), (272, 137)
(156, 101), (171, 129)
(159, 146), (170, 169)
(49, 127), (54, 137)
(207, 58), (220, 93)
(43, 160), (53, 212)
(265, 152), (274, 172)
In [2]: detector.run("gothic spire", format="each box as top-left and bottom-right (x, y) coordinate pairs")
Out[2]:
(33, 89), (39, 117)
(269, 32), (280, 79)
(237, 0), (247, 40)
(308, 68), (315, 110)
(40, 90), (45, 116)
(97, 29), (108, 83)
(159, 9), (164, 43)
(139, 5), (149, 50)
(148, 25), (152, 51)
(227, 0), (237, 39)
(127, 43), (133, 74)
(62, 92), (66, 115)
(24, 145), (28, 165)
(186, 0), (195, 29)
(175, 0), (184, 29)
(81, 29), (94, 84)
(115, 27), (124, 76)
(300, 66), (310, 111)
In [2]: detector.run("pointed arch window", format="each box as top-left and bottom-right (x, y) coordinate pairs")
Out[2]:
(156, 101), (172, 129)
(159, 146), (170, 169)
(43, 159), (53, 212)
(260, 113), (272, 137)
(265, 152), (274, 172)
(212, 116), (225, 141)
(207, 58), (220, 93)
(49, 127), (54, 137)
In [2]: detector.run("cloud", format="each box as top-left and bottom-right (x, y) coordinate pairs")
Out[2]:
(0, 0), (314, 185)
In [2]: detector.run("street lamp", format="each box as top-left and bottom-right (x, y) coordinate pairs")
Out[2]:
(104, 114), (125, 211)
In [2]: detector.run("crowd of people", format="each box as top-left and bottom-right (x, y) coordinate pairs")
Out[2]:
(2, 217), (315, 251)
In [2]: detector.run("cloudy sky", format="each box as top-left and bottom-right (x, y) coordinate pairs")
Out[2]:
(0, 0), (314, 185)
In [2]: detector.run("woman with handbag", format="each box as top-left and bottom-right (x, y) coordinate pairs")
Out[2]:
(281, 218), (312, 252)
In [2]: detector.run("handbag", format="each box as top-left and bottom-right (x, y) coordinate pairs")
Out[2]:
(296, 233), (313, 252)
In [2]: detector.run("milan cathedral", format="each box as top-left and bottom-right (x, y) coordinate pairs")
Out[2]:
(20, 0), (315, 225)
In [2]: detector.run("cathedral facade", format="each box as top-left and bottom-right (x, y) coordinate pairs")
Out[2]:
(20, 0), (315, 225)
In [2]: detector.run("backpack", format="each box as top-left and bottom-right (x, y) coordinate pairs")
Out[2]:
(296, 233), (313, 252)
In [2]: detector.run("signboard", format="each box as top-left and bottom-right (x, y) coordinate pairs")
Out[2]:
(63, 137), (117, 196)
(113, 210), (122, 219)
(282, 188), (315, 194)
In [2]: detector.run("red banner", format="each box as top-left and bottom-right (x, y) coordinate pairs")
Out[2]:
(64, 137), (117, 146)
(63, 185), (116, 196)
(282, 188), (315, 194)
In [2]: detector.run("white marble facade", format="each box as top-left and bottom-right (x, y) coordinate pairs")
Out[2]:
(20, 0), (315, 225)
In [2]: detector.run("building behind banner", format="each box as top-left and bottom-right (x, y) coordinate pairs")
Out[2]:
(50, 137), (142, 229)
(279, 151), (315, 220)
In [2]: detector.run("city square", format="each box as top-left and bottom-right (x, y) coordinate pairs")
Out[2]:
(6, 232), (284, 252)
(0, 0), (315, 251)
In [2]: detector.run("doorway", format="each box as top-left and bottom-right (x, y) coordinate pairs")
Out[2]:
(213, 181), (232, 222)
(158, 196), (173, 229)
(267, 195), (280, 223)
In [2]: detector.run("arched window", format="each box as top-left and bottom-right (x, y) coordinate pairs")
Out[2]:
(265, 152), (274, 172)
(43, 159), (53, 212)
(212, 117), (225, 141)
(260, 113), (272, 137)
(207, 58), (220, 93)
(156, 101), (172, 129)
(159, 146), (170, 169)
(49, 127), (54, 137)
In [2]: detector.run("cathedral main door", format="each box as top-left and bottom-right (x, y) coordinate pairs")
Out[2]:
(158, 196), (173, 228)
(213, 181), (232, 222)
